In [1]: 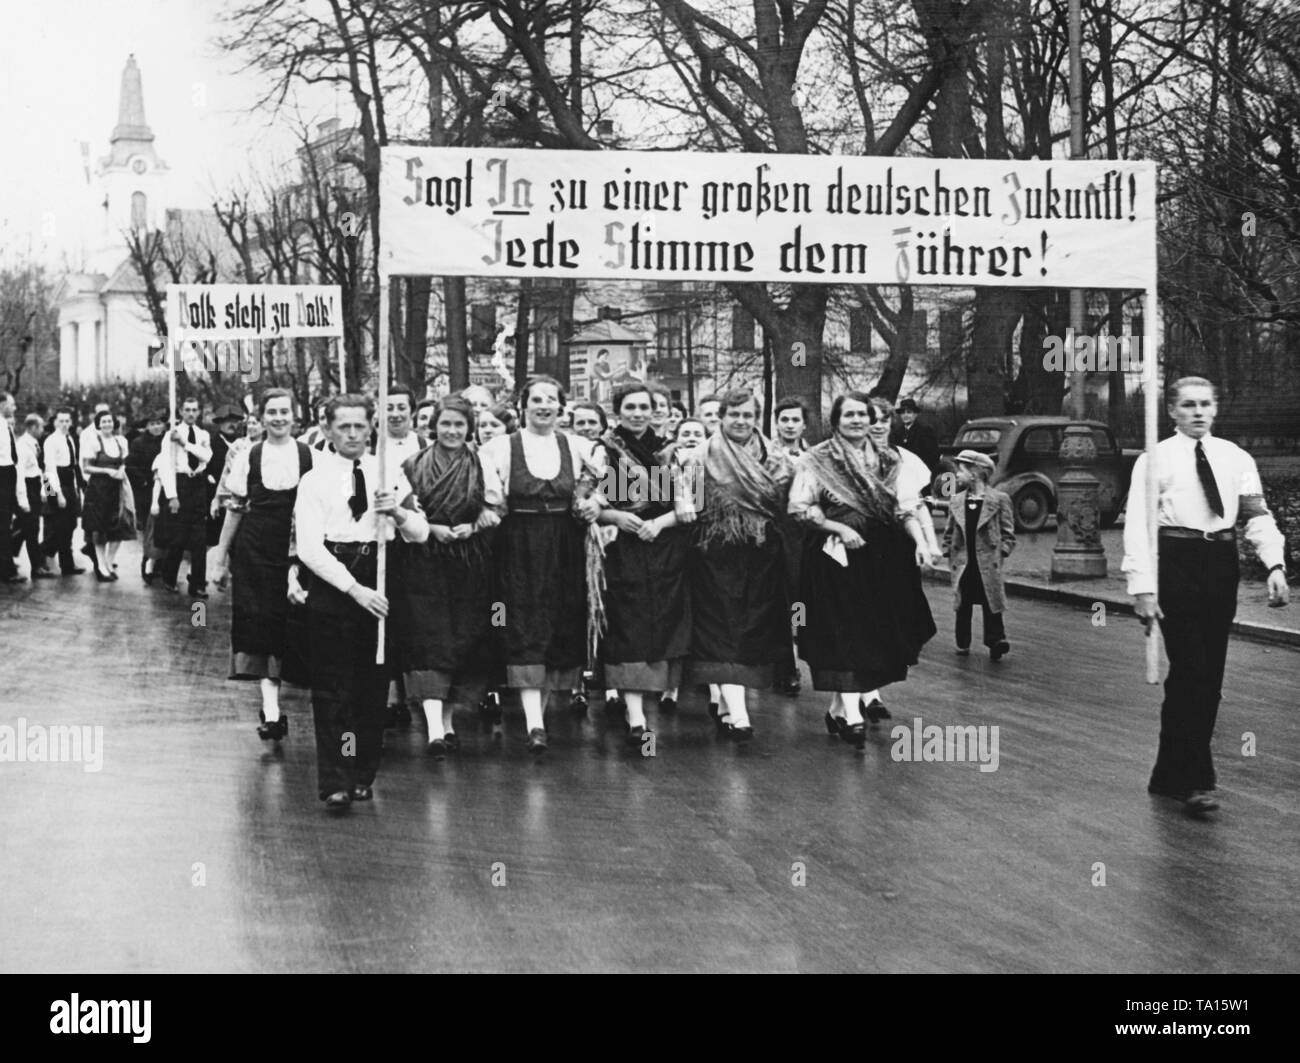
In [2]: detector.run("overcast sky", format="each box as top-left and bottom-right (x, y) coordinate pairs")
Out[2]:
(1, 0), (340, 268)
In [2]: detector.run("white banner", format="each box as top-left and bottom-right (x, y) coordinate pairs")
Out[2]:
(166, 284), (344, 340)
(380, 148), (1156, 288)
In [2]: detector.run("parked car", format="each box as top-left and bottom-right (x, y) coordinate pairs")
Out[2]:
(932, 416), (1142, 532)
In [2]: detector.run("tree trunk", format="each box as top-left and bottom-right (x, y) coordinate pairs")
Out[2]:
(403, 276), (432, 394)
(1106, 290), (1126, 431)
(967, 288), (1020, 418)
(444, 277), (469, 392)
(555, 279), (576, 389)
(514, 278), (533, 393)
(874, 290), (917, 400)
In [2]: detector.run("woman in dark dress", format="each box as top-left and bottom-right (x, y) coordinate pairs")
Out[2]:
(81, 409), (134, 582)
(395, 396), (504, 759)
(479, 376), (605, 753)
(210, 389), (313, 741)
(788, 392), (937, 749)
(682, 388), (794, 739)
(596, 384), (691, 741)
(125, 411), (165, 583)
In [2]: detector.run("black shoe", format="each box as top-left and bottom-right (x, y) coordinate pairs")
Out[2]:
(843, 721), (867, 749)
(350, 785), (373, 802)
(444, 732), (460, 753)
(256, 710), (287, 742)
(1184, 790), (1219, 814)
(95, 571), (114, 583)
(605, 694), (626, 716)
(707, 701), (720, 720)
(824, 711), (843, 736)
(864, 698), (891, 723)
(570, 691), (588, 713)
(162, 581), (179, 593)
(728, 724), (754, 742)
(3, 574), (26, 583)
(62, 567), (87, 576)
(626, 723), (647, 744)
(108, 571), (120, 581)
(142, 571), (156, 586)
(990, 640), (1010, 661)
(324, 790), (352, 812)
(660, 695), (677, 713)
(774, 675), (801, 696)
(189, 587), (208, 600)
(427, 738), (447, 759)
(527, 728), (548, 754)
(480, 692), (502, 725)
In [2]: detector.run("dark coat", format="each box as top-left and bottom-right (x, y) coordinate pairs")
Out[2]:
(891, 419), (940, 474)
(943, 487), (1016, 613)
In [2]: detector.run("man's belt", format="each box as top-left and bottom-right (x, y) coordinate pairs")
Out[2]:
(325, 540), (377, 558)
(1159, 526), (1235, 542)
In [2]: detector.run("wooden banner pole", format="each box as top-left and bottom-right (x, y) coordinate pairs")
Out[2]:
(375, 275), (390, 665)
(1144, 279), (1160, 684)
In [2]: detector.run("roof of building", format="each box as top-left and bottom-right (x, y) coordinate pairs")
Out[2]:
(567, 319), (649, 345)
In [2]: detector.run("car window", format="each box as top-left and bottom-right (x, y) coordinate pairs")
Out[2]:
(1021, 427), (1061, 455)
(956, 428), (1001, 445)
(1091, 429), (1116, 455)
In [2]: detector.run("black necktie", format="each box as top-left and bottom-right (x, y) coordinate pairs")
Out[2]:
(187, 426), (200, 471)
(5, 428), (14, 466)
(1194, 441), (1224, 518)
(68, 433), (84, 492)
(349, 459), (366, 521)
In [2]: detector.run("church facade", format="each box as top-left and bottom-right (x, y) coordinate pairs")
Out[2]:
(54, 56), (171, 385)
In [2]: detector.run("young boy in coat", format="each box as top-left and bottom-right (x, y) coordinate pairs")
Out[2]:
(943, 450), (1016, 660)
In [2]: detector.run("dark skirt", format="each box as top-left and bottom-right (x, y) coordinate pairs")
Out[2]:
(601, 523), (691, 691)
(82, 475), (132, 540)
(229, 507), (302, 682)
(394, 535), (498, 703)
(495, 512), (587, 691)
(687, 521), (788, 687)
(798, 511), (936, 691)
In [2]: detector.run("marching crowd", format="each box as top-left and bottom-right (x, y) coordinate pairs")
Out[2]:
(1, 375), (1284, 818)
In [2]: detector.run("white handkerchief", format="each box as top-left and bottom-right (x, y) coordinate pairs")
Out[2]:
(823, 535), (849, 567)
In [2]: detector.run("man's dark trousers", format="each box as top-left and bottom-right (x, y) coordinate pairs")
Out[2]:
(1150, 538), (1238, 794)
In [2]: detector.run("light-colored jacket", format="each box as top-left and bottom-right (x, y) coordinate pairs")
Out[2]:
(943, 487), (1016, 613)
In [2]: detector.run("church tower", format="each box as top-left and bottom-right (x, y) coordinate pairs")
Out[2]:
(91, 55), (169, 271)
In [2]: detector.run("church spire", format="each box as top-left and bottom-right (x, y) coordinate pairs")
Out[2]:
(111, 55), (153, 144)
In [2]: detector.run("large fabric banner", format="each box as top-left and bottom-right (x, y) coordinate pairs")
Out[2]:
(380, 147), (1156, 288)
(167, 284), (343, 340)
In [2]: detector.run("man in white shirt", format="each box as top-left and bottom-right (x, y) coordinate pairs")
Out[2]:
(1123, 376), (1288, 815)
(41, 407), (85, 575)
(0, 391), (29, 582)
(294, 393), (430, 812)
(15, 414), (52, 578)
(157, 397), (214, 597)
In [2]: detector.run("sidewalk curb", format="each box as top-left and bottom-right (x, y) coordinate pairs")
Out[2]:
(921, 568), (1300, 650)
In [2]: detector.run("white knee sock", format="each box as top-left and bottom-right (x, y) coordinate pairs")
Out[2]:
(94, 541), (109, 571)
(442, 704), (455, 737)
(388, 680), (400, 707)
(521, 688), (545, 732)
(720, 683), (749, 728)
(260, 679), (281, 721)
(863, 689), (881, 706)
(664, 686), (678, 700)
(625, 691), (646, 729)
(423, 698), (444, 740)
(843, 693), (864, 726)
(828, 693), (845, 718)
(606, 688), (619, 701)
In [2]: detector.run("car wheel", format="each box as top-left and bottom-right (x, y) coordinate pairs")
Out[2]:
(1013, 484), (1052, 532)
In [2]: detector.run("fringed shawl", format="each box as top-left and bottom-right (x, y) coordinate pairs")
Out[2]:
(600, 425), (670, 514)
(690, 430), (794, 546)
(803, 433), (904, 526)
(402, 443), (489, 564)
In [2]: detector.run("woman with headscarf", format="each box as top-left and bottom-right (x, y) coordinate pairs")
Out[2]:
(682, 387), (793, 739)
(395, 396), (504, 758)
(595, 383), (691, 741)
(479, 375), (606, 753)
(789, 391), (937, 749)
